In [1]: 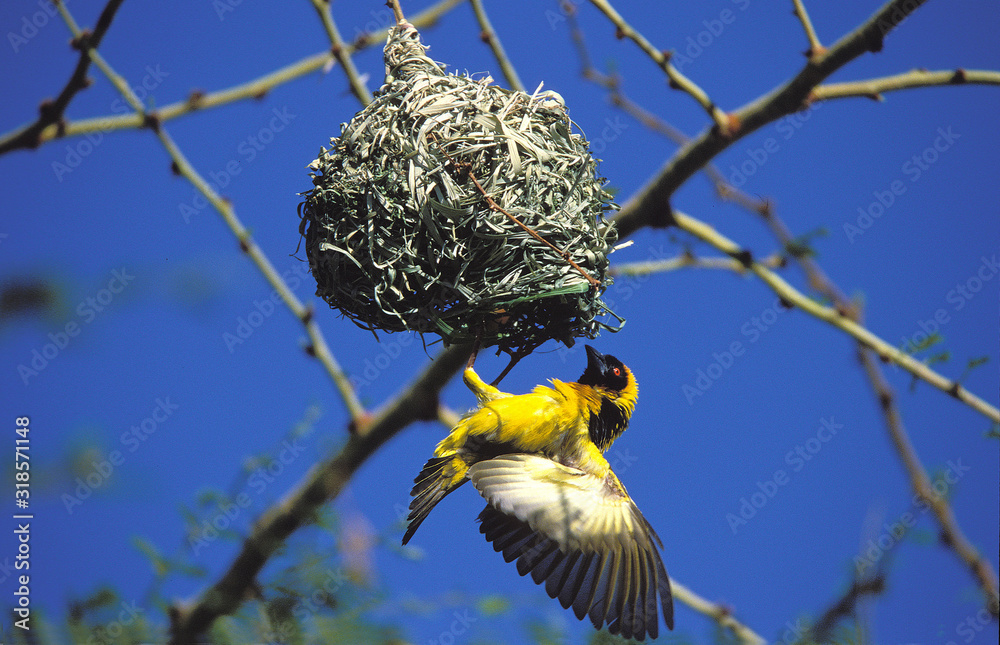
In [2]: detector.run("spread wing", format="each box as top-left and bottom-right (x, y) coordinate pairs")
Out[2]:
(467, 454), (673, 640)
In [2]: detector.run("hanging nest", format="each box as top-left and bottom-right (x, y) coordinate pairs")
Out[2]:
(298, 21), (623, 356)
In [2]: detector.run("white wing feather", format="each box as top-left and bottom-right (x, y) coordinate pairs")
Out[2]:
(468, 453), (673, 639)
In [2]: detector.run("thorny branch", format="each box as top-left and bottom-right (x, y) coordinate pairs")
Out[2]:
(569, 0), (999, 617)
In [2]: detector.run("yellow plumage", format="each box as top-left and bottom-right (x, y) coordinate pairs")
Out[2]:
(402, 346), (673, 640)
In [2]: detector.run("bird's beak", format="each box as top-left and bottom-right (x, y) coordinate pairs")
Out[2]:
(585, 345), (607, 375)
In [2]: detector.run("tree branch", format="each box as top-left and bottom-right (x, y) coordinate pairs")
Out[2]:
(169, 343), (472, 644)
(308, 0), (373, 105)
(741, 183), (1000, 616)
(792, 0), (826, 59)
(810, 571), (886, 641)
(859, 351), (1000, 616)
(52, 1), (369, 423)
(0, 0), (126, 155)
(563, 9), (776, 219)
(813, 68), (1000, 101)
(598, 0), (1000, 421)
(587, 0), (732, 133)
(669, 579), (766, 645)
(671, 210), (1000, 424)
(611, 252), (784, 277)
(613, 0), (932, 238)
(0, 0), (463, 155)
(470, 0), (525, 92)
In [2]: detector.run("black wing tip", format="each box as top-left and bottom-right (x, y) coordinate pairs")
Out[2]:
(403, 454), (470, 545)
(400, 519), (420, 546)
(660, 580), (674, 632)
(657, 552), (675, 632)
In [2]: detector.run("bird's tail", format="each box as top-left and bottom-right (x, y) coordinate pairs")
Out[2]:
(402, 454), (468, 545)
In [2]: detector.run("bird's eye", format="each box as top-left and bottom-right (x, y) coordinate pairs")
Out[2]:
(612, 367), (621, 376)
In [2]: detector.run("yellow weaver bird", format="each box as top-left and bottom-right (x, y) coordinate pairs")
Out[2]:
(402, 346), (673, 640)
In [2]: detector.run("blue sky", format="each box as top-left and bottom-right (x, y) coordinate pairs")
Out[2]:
(1, 0), (998, 643)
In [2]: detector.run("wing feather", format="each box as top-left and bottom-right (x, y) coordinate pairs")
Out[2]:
(493, 523), (534, 559)
(558, 551), (594, 611)
(570, 552), (602, 620)
(587, 548), (616, 629)
(528, 540), (564, 585)
(639, 546), (658, 640)
(469, 454), (673, 636)
(516, 537), (559, 577)
(609, 543), (633, 637)
(545, 549), (580, 601)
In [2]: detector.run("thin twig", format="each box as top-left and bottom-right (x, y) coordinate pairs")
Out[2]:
(611, 253), (784, 277)
(564, 10), (774, 218)
(613, 0), (936, 239)
(586, 0), (732, 134)
(810, 571), (886, 641)
(792, 0), (826, 58)
(741, 178), (999, 616)
(470, 170), (601, 288)
(52, 1), (368, 425)
(859, 351), (1000, 616)
(813, 68), (1000, 102)
(0, 0), (126, 155)
(387, 0), (406, 24)
(433, 139), (602, 289)
(669, 578), (767, 645)
(0, 0), (465, 154)
(470, 0), (525, 92)
(603, 0), (1000, 421)
(309, 0), (372, 105)
(672, 210), (1000, 424)
(622, 173), (1000, 613)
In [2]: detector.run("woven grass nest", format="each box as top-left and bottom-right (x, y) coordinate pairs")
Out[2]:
(299, 21), (622, 356)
